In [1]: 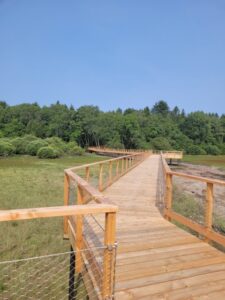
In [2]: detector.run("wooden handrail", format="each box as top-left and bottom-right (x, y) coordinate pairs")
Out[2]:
(0, 204), (118, 222)
(66, 153), (144, 172)
(88, 146), (150, 154)
(160, 153), (225, 248)
(169, 170), (225, 186)
(63, 150), (148, 298)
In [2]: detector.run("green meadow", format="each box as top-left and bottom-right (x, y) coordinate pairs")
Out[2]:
(0, 154), (107, 261)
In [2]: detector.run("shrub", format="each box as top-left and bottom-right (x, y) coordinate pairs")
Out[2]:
(218, 144), (225, 155)
(26, 140), (48, 156)
(66, 142), (84, 156)
(22, 135), (39, 142)
(186, 145), (206, 155)
(45, 137), (67, 152)
(11, 137), (27, 154)
(37, 146), (60, 159)
(11, 135), (39, 154)
(151, 137), (171, 150)
(203, 145), (221, 155)
(0, 141), (15, 156)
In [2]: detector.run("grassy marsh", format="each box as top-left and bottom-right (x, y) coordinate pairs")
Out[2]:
(0, 154), (108, 260)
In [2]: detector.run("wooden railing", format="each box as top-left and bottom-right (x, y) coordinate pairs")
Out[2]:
(65, 152), (149, 194)
(63, 151), (148, 298)
(160, 153), (225, 248)
(0, 204), (118, 299)
(89, 147), (183, 160)
(162, 150), (183, 160)
(88, 146), (152, 155)
(0, 151), (148, 299)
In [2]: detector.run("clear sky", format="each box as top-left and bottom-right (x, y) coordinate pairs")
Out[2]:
(0, 0), (225, 113)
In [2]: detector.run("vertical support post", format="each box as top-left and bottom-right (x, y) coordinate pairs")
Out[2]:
(85, 166), (90, 182)
(164, 173), (173, 221)
(125, 157), (128, 171)
(64, 173), (70, 238)
(116, 160), (119, 177)
(122, 158), (124, 174)
(109, 161), (112, 184)
(99, 163), (103, 191)
(204, 182), (213, 242)
(102, 212), (116, 299)
(75, 186), (83, 273)
(68, 246), (75, 300)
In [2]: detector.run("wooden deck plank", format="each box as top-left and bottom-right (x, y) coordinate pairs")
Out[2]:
(116, 270), (225, 299)
(99, 155), (225, 299)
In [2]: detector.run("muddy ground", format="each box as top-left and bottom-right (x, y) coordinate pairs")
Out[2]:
(170, 162), (225, 217)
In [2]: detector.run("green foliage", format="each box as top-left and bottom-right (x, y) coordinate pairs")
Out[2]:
(10, 137), (26, 154)
(152, 100), (169, 116)
(65, 142), (84, 156)
(45, 137), (67, 151)
(0, 101), (224, 153)
(152, 137), (171, 150)
(0, 141), (15, 156)
(26, 140), (48, 156)
(106, 133), (124, 149)
(218, 143), (225, 155)
(22, 135), (39, 142)
(186, 145), (206, 155)
(11, 135), (39, 154)
(203, 144), (220, 155)
(37, 146), (60, 159)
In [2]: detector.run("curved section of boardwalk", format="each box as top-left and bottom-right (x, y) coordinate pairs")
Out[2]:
(104, 155), (225, 300)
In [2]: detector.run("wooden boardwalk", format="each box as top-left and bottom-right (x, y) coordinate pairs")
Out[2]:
(103, 155), (225, 300)
(1, 150), (225, 299)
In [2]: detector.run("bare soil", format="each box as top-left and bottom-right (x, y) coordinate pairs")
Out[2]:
(171, 162), (225, 217)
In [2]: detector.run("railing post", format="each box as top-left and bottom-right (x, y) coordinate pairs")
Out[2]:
(164, 173), (173, 221)
(125, 157), (128, 171)
(75, 185), (83, 273)
(102, 212), (116, 299)
(122, 158), (124, 174)
(116, 160), (119, 177)
(85, 166), (90, 182)
(64, 173), (69, 238)
(68, 246), (75, 300)
(204, 182), (213, 242)
(109, 161), (112, 184)
(99, 163), (103, 191)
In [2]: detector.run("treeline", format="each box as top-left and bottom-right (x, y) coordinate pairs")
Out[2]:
(0, 100), (225, 155)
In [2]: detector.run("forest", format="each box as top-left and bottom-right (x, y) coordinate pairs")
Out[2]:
(0, 100), (225, 156)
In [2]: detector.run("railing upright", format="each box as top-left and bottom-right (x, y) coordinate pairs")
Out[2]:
(102, 212), (116, 299)
(109, 161), (112, 185)
(204, 182), (213, 242)
(85, 166), (90, 182)
(99, 163), (103, 191)
(165, 173), (173, 221)
(76, 186), (83, 273)
(64, 173), (70, 238)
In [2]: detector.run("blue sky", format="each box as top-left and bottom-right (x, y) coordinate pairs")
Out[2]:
(0, 0), (225, 113)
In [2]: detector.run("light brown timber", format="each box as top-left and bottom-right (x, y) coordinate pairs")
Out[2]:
(96, 155), (225, 299)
